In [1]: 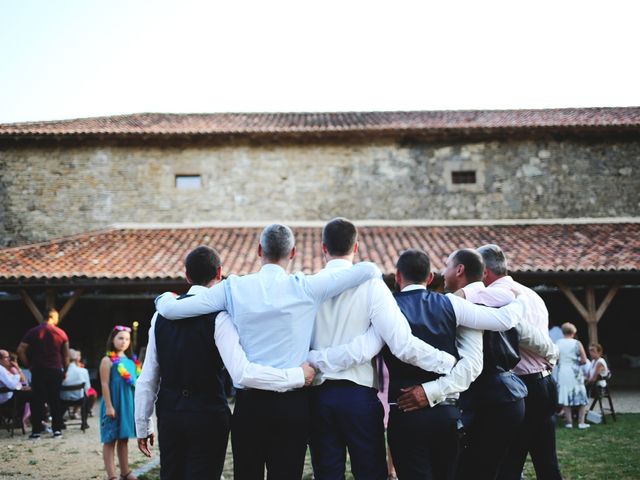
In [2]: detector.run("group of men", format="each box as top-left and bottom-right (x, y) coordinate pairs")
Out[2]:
(135, 218), (562, 480)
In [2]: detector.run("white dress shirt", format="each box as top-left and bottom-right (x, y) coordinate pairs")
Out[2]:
(311, 260), (457, 388)
(155, 262), (381, 369)
(462, 281), (558, 365)
(0, 365), (21, 405)
(466, 276), (552, 375)
(60, 363), (91, 401)
(308, 284), (525, 384)
(136, 285), (307, 438)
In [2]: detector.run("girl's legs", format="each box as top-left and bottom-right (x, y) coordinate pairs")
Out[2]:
(562, 406), (573, 426)
(103, 441), (117, 479)
(116, 439), (137, 479)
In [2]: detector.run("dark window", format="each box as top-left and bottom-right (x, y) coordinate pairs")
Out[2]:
(451, 170), (476, 184)
(175, 175), (202, 189)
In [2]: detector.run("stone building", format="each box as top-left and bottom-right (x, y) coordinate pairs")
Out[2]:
(1, 107), (639, 247)
(0, 107), (639, 384)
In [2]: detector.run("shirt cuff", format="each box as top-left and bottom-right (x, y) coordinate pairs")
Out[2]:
(287, 367), (306, 389)
(422, 381), (445, 406)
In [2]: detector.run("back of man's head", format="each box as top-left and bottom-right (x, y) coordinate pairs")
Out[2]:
(185, 246), (221, 286)
(396, 249), (431, 284)
(477, 244), (508, 277)
(452, 248), (485, 283)
(322, 217), (358, 257)
(260, 224), (295, 261)
(47, 308), (59, 325)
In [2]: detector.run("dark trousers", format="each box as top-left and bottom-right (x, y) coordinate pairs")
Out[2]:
(388, 404), (460, 480)
(456, 398), (525, 480)
(232, 388), (310, 480)
(309, 381), (387, 480)
(157, 408), (230, 480)
(30, 367), (64, 433)
(497, 375), (562, 480)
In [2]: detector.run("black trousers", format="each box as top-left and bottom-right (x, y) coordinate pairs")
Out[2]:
(157, 408), (230, 480)
(387, 404), (460, 480)
(497, 375), (562, 480)
(456, 398), (525, 480)
(232, 388), (310, 480)
(30, 367), (64, 433)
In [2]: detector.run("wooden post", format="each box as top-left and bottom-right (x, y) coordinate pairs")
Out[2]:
(45, 289), (56, 311)
(558, 283), (620, 345)
(19, 290), (44, 324)
(58, 289), (84, 323)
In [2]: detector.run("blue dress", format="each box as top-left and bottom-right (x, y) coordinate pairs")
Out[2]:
(100, 356), (137, 443)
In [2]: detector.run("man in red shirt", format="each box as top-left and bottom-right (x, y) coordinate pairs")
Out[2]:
(17, 308), (70, 439)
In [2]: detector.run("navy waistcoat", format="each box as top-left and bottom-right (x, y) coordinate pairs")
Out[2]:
(383, 289), (459, 403)
(155, 294), (227, 413)
(460, 328), (528, 409)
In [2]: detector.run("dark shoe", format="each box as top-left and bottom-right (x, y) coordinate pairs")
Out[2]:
(52, 430), (62, 438)
(28, 433), (41, 440)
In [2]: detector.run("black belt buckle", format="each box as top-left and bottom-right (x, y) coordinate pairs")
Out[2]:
(436, 398), (459, 408)
(181, 389), (190, 398)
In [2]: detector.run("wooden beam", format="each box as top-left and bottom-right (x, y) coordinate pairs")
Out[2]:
(19, 290), (44, 324)
(596, 284), (620, 323)
(557, 283), (589, 321)
(58, 289), (84, 322)
(45, 289), (56, 311)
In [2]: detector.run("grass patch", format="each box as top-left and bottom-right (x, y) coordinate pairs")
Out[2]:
(140, 414), (640, 479)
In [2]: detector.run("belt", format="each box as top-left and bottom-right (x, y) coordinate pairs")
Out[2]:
(390, 397), (458, 409)
(518, 370), (551, 381)
(321, 379), (360, 388)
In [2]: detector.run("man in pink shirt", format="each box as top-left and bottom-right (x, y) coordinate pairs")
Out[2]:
(475, 244), (562, 480)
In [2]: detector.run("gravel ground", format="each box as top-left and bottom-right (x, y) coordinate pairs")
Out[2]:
(1, 389), (638, 479)
(0, 405), (150, 480)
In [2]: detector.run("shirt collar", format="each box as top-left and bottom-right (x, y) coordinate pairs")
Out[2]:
(401, 284), (427, 292)
(489, 275), (513, 287)
(187, 285), (209, 295)
(462, 280), (486, 293)
(325, 259), (353, 269)
(260, 263), (286, 274)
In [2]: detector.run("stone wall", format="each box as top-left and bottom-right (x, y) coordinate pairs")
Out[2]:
(0, 137), (638, 246)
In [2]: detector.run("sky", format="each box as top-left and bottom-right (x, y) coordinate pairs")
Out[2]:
(0, 0), (638, 124)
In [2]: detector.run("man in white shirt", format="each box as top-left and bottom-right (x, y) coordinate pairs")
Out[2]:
(0, 349), (24, 405)
(136, 245), (316, 480)
(309, 248), (528, 479)
(441, 248), (557, 480)
(309, 219), (458, 480)
(154, 224), (382, 480)
(475, 244), (562, 480)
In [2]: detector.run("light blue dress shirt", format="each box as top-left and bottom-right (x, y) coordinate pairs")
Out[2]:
(155, 261), (381, 370)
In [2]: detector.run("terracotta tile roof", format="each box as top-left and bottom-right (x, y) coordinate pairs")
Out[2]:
(1, 108), (639, 137)
(0, 222), (637, 284)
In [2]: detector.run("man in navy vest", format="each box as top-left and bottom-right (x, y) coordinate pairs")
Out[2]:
(135, 246), (316, 479)
(385, 249), (483, 480)
(442, 248), (556, 480)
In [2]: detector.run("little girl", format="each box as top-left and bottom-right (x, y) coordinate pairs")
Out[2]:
(100, 326), (141, 480)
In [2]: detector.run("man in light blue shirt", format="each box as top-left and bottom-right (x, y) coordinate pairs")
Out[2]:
(154, 223), (383, 480)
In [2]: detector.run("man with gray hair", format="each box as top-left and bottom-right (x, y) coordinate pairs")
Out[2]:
(475, 244), (562, 480)
(155, 223), (382, 480)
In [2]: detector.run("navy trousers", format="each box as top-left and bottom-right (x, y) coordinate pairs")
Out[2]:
(388, 404), (460, 480)
(309, 381), (387, 480)
(456, 398), (525, 480)
(157, 407), (230, 480)
(497, 375), (562, 480)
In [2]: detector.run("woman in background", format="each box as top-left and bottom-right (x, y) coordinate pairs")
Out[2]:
(555, 322), (589, 429)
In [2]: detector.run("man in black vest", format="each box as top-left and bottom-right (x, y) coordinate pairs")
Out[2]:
(135, 246), (315, 479)
(386, 249), (483, 480)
